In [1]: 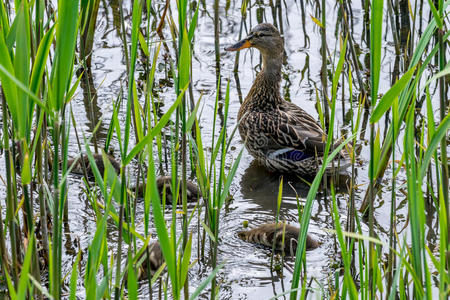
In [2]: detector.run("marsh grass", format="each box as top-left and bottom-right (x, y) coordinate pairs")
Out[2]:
(0, 0), (448, 299)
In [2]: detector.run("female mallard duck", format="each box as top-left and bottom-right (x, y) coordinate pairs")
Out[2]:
(226, 23), (348, 176)
(238, 223), (319, 255)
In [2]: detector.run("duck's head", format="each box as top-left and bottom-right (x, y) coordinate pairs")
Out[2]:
(225, 23), (284, 58)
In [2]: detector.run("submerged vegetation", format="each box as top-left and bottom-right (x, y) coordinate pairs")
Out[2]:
(0, 0), (448, 299)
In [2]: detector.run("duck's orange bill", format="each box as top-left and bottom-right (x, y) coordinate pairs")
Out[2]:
(225, 39), (251, 51)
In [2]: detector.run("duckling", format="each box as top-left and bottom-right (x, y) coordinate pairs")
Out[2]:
(226, 23), (350, 176)
(237, 223), (319, 255)
(136, 241), (164, 281)
(66, 153), (120, 178)
(133, 176), (200, 204)
(122, 241), (164, 284)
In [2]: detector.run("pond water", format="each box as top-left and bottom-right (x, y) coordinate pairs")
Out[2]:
(2, 0), (442, 299)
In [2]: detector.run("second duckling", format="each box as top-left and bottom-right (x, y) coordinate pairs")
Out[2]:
(238, 223), (319, 256)
(67, 153), (120, 178)
(136, 241), (164, 281)
(133, 176), (200, 204)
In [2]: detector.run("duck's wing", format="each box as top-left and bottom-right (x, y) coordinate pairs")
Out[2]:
(261, 103), (328, 157)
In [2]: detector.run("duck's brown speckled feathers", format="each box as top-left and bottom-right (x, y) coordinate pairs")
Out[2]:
(133, 176), (200, 204)
(67, 153), (120, 178)
(227, 23), (350, 176)
(238, 223), (319, 255)
(136, 241), (164, 280)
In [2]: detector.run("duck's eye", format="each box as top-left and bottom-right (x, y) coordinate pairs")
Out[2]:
(256, 32), (271, 38)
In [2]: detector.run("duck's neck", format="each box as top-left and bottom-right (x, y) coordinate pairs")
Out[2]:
(247, 53), (283, 108)
(262, 55), (282, 79)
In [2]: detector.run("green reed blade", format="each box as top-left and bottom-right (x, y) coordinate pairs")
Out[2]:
(146, 146), (178, 298)
(51, 0), (79, 111)
(438, 186), (448, 296)
(180, 233), (193, 288)
(331, 186), (358, 298)
(419, 112), (450, 180)
(30, 24), (54, 94)
(0, 1), (9, 37)
(17, 233), (34, 299)
(69, 252), (81, 300)
(219, 148), (243, 208)
(85, 189), (114, 298)
(0, 63), (46, 110)
(178, 27), (191, 95)
(14, 3), (31, 139)
(405, 104), (425, 297)
(331, 35), (347, 99)
(65, 72), (83, 104)
(123, 86), (185, 165)
(370, 65), (417, 123)
(423, 61), (450, 87)
(0, 33), (19, 123)
(188, 3), (199, 42)
(370, 0), (384, 105)
(188, 263), (225, 300)
(127, 252), (138, 300)
(132, 80), (144, 141)
(427, 0), (443, 28)
(184, 95), (202, 134)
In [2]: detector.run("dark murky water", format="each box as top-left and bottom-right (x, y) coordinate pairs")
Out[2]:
(2, 0), (441, 298)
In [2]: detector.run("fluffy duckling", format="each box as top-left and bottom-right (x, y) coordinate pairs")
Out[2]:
(122, 241), (164, 284)
(238, 223), (319, 255)
(133, 176), (200, 204)
(136, 241), (164, 280)
(67, 153), (120, 178)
